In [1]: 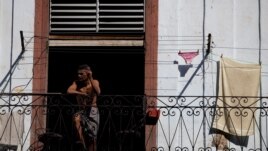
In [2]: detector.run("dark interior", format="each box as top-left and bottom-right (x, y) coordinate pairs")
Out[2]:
(47, 46), (145, 151)
(48, 46), (144, 95)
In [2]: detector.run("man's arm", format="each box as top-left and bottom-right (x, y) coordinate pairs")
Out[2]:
(88, 71), (101, 95)
(90, 79), (101, 95)
(67, 81), (87, 95)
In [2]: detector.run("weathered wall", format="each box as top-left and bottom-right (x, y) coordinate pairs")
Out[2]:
(0, 0), (34, 150)
(0, 0), (34, 93)
(157, 0), (268, 150)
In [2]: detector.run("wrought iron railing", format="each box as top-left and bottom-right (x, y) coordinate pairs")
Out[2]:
(0, 93), (268, 151)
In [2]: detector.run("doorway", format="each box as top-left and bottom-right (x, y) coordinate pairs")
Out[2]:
(47, 46), (145, 151)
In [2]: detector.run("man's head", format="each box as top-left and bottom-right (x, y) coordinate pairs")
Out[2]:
(77, 64), (91, 81)
(78, 64), (91, 71)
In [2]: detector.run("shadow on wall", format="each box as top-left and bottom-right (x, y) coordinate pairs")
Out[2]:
(178, 64), (193, 77)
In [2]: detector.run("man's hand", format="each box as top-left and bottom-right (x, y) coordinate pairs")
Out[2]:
(88, 71), (93, 80)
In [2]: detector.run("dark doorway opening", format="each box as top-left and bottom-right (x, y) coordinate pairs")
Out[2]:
(47, 46), (145, 151)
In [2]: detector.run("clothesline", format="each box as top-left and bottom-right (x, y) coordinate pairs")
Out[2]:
(209, 53), (262, 64)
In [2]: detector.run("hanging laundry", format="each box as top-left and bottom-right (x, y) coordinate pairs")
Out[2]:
(212, 57), (261, 136)
(178, 50), (199, 64)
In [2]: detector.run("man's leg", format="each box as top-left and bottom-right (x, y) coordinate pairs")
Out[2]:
(88, 139), (96, 151)
(86, 107), (99, 151)
(74, 114), (86, 149)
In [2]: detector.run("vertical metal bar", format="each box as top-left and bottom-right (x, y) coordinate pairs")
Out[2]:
(207, 34), (211, 54)
(202, 0), (207, 148)
(205, 33), (211, 149)
(258, 0), (262, 149)
(9, 0), (15, 94)
(7, 0), (15, 145)
(20, 31), (25, 53)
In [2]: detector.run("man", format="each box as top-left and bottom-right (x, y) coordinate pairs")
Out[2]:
(67, 64), (100, 151)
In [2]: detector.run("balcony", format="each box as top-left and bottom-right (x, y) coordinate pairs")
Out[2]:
(0, 93), (267, 151)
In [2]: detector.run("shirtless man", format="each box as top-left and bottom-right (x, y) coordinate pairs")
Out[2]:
(67, 64), (100, 151)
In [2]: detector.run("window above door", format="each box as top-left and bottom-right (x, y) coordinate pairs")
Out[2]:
(50, 0), (145, 34)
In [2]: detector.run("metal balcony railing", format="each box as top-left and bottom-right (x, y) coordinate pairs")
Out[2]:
(0, 93), (268, 151)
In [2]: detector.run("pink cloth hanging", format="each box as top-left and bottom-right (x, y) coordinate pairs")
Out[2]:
(178, 50), (199, 64)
